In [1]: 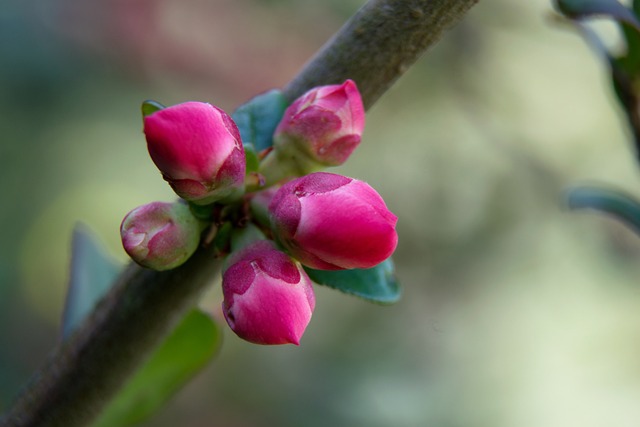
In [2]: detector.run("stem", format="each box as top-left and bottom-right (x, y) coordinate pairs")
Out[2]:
(2, 0), (479, 425)
(3, 248), (222, 427)
(283, 0), (480, 109)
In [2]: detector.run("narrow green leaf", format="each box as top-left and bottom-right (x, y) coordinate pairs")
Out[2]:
(304, 259), (401, 305)
(92, 310), (222, 427)
(62, 223), (121, 339)
(141, 100), (165, 117)
(556, 0), (640, 31)
(232, 89), (288, 152)
(566, 186), (640, 233)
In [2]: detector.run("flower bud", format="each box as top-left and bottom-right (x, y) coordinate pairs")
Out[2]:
(222, 240), (315, 345)
(121, 200), (202, 270)
(144, 102), (246, 205)
(269, 172), (398, 270)
(272, 79), (365, 169)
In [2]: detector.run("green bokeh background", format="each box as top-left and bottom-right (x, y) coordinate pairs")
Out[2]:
(4, 0), (640, 426)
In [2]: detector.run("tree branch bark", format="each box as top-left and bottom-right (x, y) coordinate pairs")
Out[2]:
(3, 247), (222, 427)
(1, 0), (479, 425)
(283, 0), (480, 109)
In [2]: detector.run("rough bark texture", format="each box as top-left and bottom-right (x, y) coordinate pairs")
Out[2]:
(1, 0), (479, 425)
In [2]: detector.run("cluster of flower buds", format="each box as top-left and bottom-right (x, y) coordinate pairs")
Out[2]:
(120, 80), (398, 346)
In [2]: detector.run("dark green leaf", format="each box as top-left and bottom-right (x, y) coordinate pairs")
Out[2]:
(232, 89), (288, 152)
(566, 186), (640, 233)
(304, 259), (401, 305)
(141, 100), (165, 117)
(608, 62), (640, 160)
(92, 310), (222, 427)
(62, 223), (121, 339)
(556, 0), (640, 31)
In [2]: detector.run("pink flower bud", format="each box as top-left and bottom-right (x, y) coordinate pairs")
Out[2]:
(273, 79), (365, 167)
(269, 172), (398, 270)
(222, 240), (315, 345)
(144, 102), (246, 205)
(121, 201), (202, 271)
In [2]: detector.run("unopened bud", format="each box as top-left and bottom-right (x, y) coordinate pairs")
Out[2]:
(222, 240), (315, 345)
(120, 200), (202, 270)
(144, 102), (246, 205)
(260, 80), (364, 185)
(269, 172), (398, 270)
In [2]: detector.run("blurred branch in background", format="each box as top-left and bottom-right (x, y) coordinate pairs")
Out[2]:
(1, 0), (479, 426)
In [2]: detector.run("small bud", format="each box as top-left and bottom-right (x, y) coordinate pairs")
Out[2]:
(274, 80), (364, 166)
(222, 240), (315, 345)
(120, 201), (202, 270)
(260, 80), (364, 184)
(269, 172), (398, 270)
(144, 102), (246, 205)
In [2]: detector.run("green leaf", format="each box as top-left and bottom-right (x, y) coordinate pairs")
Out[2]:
(92, 310), (222, 427)
(608, 60), (640, 159)
(62, 223), (121, 339)
(556, 0), (640, 31)
(304, 259), (401, 305)
(232, 89), (288, 152)
(566, 186), (640, 233)
(618, 24), (640, 76)
(141, 100), (165, 117)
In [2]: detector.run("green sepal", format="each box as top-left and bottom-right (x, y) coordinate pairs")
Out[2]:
(244, 143), (260, 174)
(212, 221), (233, 256)
(62, 224), (121, 339)
(304, 259), (401, 305)
(566, 186), (640, 233)
(232, 89), (288, 152)
(91, 309), (222, 427)
(188, 201), (215, 222)
(230, 223), (267, 254)
(141, 100), (166, 117)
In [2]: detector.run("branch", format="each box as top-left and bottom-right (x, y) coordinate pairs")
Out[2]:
(283, 0), (480, 109)
(2, 0), (479, 425)
(3, 247), (222, 427)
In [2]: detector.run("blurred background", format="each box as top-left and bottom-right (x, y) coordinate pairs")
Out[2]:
(4, 0), (640, 426)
